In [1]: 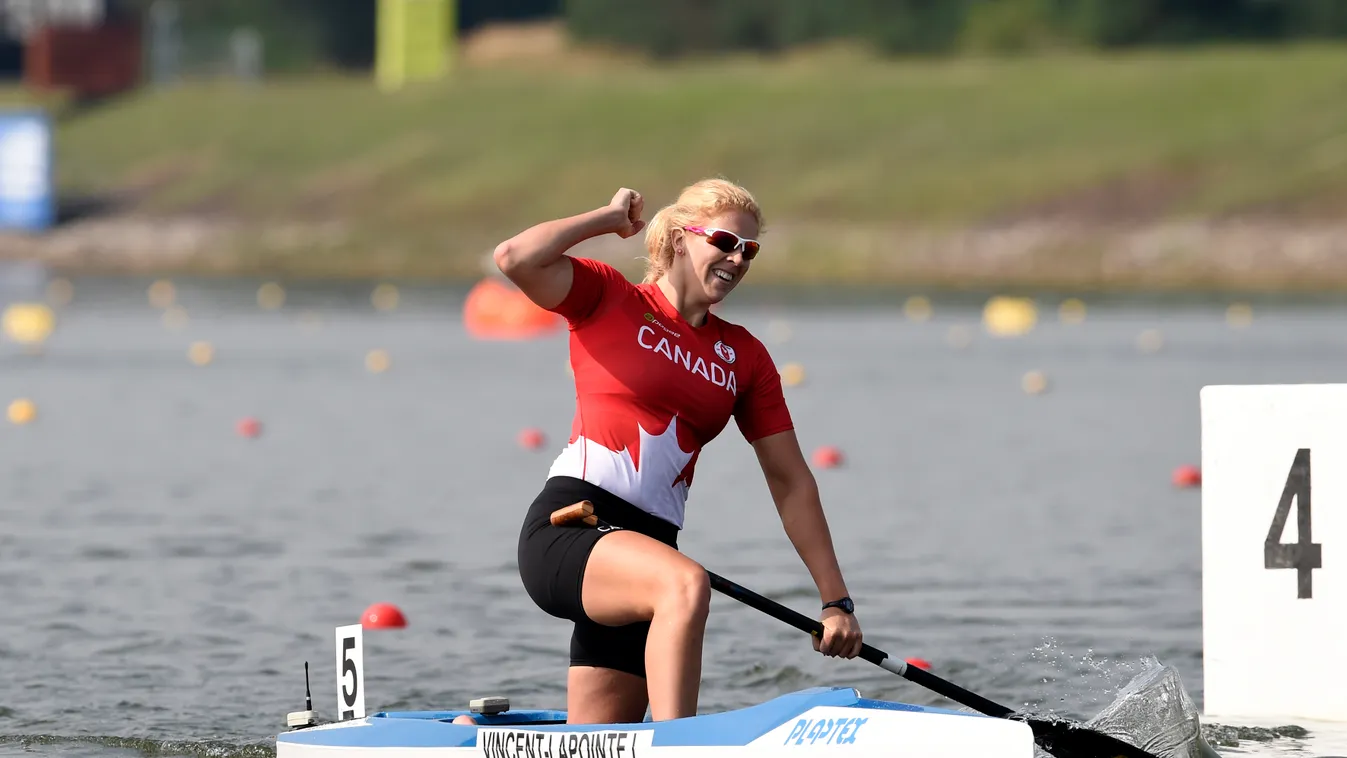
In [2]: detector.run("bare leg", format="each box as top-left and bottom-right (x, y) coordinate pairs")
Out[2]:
(566, 666), (649, 724)
(578, 530), (711, 720)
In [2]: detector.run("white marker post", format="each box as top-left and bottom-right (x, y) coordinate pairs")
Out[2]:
(335, 624), (366, 721)
(1201, 385), (1346, 722)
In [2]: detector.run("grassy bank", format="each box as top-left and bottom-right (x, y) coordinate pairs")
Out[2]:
(4, 39), (1347, 289)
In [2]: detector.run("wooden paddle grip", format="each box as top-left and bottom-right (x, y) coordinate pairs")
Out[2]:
(550, 501), (598, 527)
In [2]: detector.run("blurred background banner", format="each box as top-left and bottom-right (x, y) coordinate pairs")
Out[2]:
(376, 0), (454, 91)
(0, 108), (52, 232)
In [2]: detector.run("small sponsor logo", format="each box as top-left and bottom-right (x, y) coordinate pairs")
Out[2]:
(643, 312), (681, 338)
(783, 717), (868, 746)
(714, 340), (736, 364)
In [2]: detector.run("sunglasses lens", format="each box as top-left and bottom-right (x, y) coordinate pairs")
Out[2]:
(742, 241), (760, 260)
(707, 231), (739, 254)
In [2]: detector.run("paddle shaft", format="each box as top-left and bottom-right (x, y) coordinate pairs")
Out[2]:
(703, 570), (1016, 719)
(549, 502), (1015, 718)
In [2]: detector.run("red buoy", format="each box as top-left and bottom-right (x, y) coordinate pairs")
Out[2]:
(812, 446), (844, 469)
(362, 602), (407, 630)
(1172, 465), (1201, 489)
(518, 428), (545, 451)
(237, 417), (262, 438)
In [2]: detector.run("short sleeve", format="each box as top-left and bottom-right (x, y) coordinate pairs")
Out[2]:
(548, 257), (632, 327)
(733, 334), (795, 443)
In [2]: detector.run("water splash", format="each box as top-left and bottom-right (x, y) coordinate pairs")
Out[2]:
(1083, 658), (1222, 758)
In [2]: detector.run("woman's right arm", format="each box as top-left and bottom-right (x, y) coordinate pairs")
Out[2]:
(493, 189), (645, 310)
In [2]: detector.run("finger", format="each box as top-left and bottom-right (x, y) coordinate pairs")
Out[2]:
(811, 633), (821, 652)
(631, 219), (647, 235)
(820, 630), (838, 657)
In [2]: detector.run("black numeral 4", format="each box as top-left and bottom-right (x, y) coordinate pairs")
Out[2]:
(1265, 448), (1323, 599)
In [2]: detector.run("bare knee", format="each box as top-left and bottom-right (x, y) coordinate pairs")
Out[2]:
(656, 563), (710, 623)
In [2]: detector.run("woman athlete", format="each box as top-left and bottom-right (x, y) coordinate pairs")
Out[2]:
(497, 178), (863, 725)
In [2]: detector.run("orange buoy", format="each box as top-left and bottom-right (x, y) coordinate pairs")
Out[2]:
(905, 657), (932, 671)
(237, 417), (262, 438)
(1172, 464), (1201, 489)
(518, 428), (546, 450)
(463, 278), (563, 341)
(812, 446), (844, 469)
(361, 602), (407, 630)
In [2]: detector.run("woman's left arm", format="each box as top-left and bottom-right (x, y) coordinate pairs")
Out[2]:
(751, 429), (863, 658)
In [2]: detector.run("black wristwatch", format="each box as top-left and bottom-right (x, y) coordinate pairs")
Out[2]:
(822, 596), (854, 614)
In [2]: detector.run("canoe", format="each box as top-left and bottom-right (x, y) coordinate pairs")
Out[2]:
(276, 685), (1035, 758)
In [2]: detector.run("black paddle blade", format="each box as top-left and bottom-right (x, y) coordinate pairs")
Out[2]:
(1023, 717), (1165, 758)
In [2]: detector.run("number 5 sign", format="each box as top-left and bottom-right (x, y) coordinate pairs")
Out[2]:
(335, 624), (366, 720)
(1201, 385), (1345, 722)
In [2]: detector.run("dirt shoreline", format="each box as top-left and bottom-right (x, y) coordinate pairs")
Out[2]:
(1, 214), (1344, 293)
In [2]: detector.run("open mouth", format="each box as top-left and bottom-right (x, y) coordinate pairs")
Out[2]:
(713, 269), (736, 283)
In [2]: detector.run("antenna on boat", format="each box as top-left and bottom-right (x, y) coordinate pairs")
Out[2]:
(286, 661), (320, 731)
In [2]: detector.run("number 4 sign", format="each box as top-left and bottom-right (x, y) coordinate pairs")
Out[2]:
(1201, 385), (1345, 722)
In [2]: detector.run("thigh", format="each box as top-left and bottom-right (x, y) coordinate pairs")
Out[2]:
(579, 529), (705, 627)
(517, 506), (605, 622)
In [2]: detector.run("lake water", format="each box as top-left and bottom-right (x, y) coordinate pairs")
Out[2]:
(2, 274), (1345, 758)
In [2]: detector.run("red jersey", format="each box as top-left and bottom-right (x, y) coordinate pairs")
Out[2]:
(544, 256), (794, 528)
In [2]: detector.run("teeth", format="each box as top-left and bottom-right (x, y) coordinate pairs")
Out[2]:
(714, 270), (734, 282)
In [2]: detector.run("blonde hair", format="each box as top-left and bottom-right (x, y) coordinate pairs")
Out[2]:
(642, 178), (764, 284)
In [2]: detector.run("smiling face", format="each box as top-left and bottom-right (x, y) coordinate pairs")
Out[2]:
(675, 210), (761, 305)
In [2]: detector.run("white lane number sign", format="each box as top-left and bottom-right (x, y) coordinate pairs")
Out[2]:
(1201, 384), (1344, 722)
(335, 623), (366, 720)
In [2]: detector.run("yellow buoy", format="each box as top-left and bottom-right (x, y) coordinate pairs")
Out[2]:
(1226, 302), (1253, 329)
(257, 282), (286, 310)
(188, 341), (214, 366)
(148, 279), (176, 309)
(7, 398), (36, 425)
(1021, 370), (1049, 395)
(2, 302), (55, 345)
(162, 305), (189, 331)
(365, 349), (391, 374)
(904, 296), (932, 323)
(982, 296), (1037, 337)
(1136, 329), (1164, 353)
(1058, 298), (1087, 325)
(780, 362), (806, 387)
(46, 277), (73, 307)
(372, 283), (400, 312)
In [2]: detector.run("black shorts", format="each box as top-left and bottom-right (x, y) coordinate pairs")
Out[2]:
(517, 476), (679, 678)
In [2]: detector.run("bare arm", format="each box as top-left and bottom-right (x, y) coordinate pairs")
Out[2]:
(493, 189), (645, 310)
(751, 429), (849, 603)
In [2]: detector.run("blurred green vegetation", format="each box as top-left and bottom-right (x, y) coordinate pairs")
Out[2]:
(3, 43), (1346, 285)
(566, 0), (1347, 58)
